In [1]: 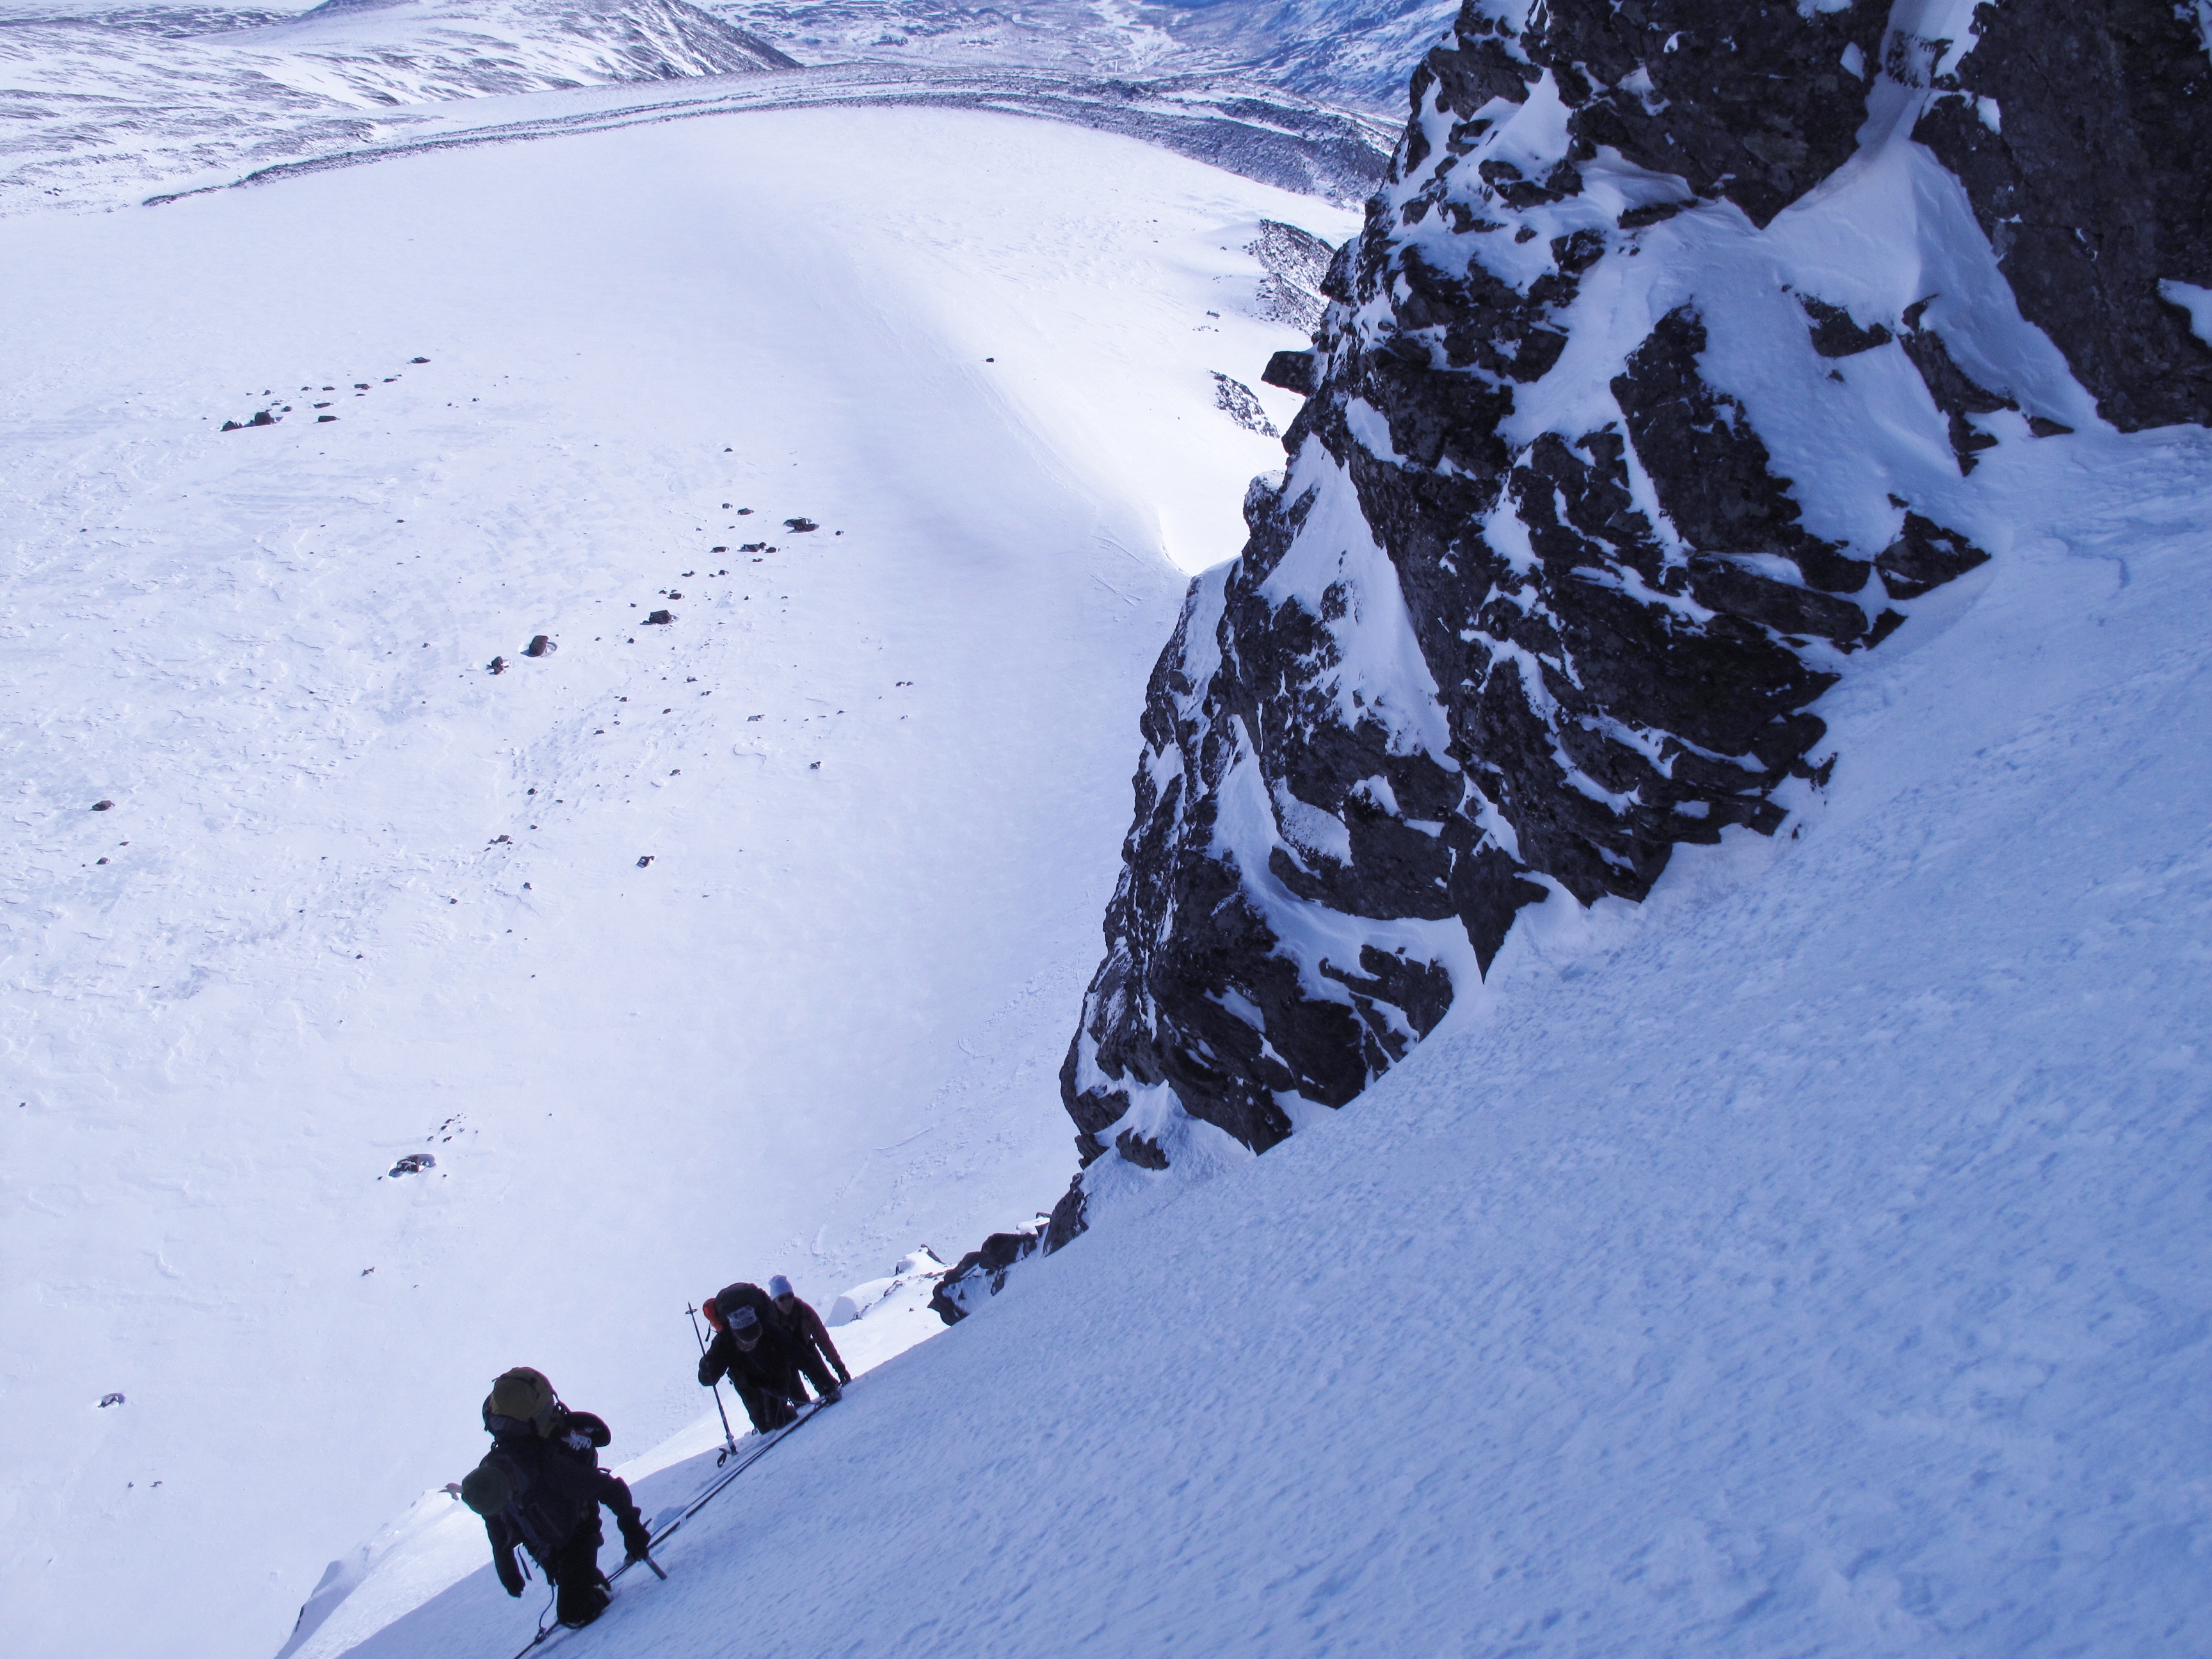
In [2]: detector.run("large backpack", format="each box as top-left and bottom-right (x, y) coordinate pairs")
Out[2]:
(703, 1281), (774, 1334)
(481, 1438), (599, 1560)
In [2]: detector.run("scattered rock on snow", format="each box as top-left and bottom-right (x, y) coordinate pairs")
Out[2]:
(1247, 219), (1334, 331)
(389, 1152), (435, 1176)
(99, 1393), (125, 1407)
(783, 517), (819, 533)
(524, 635), (556, 657)
(487, 655), (508, 675)
(636, 854), (653, 867)
(1797, 293), (1893, 357)
(1210, 371), (1279, 437)
(92, 799), (114, 810)
(645, 610), (673, 625)
(1876, 513), (1993, 600)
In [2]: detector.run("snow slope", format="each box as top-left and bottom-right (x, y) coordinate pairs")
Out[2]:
(0, 104), (1350, 1659)
(322, 408), (2212, 1656)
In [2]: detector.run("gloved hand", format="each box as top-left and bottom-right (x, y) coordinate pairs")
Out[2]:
(620, 1521), (653, 1562)
(495, 1550), (526, 1598)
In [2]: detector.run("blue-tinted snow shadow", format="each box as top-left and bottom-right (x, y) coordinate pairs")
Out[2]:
(339, 1448), (726, 1658)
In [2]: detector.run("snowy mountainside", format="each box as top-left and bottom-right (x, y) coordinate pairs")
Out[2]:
(1043, 0), (2212, 1192)
(0, 0), (795, 211)
(0, 104), (1352, 1659)
(710, 0), (1464, 112)
(0, 0), (1397, 214)
(1134, 0), (1468, 111)
(0, 0), (1433, 214)
(310, 400), (2210, 1656)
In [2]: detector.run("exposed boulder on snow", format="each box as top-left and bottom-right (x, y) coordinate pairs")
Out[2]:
(1247, 218), (1335, 330)
(929, 1216), (1050, 1324)
(1210, 371), (1277, 437)
(1797, 293), (1893, 359)
(928, 1178), (1086, 1324)
(1039, 0), (2193, 1183)
(1262, 348), (1318, 395)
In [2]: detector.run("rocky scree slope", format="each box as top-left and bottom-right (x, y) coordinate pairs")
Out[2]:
(922, 0), (2212, 1308)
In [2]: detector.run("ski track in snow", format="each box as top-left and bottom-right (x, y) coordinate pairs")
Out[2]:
(0, 104), (1353, 1659)
(320, 419), (2212, 1658)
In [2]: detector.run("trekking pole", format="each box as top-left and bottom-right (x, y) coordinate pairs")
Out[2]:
(686, 1303), (741, 1466)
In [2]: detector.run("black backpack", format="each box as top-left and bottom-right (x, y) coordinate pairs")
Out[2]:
(483, 1438), (598, 1560)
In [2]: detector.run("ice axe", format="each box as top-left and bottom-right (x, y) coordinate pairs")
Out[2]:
(685, 1302), (741, 1465)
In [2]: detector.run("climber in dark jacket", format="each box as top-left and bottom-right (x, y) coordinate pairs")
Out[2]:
(766, 1274), (850, 1393)
(697, 1280), (835, 1428)
(460, 1367), (653, 1631)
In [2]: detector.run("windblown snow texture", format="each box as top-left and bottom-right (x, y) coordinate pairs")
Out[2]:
(1055, 0), (2211, 1175)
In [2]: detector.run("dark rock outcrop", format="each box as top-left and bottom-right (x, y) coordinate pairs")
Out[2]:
(1263, 349), (1319, 395)
(1912, 0), (2212, 431)
(1058, 0), (2154, 1179)
(938, 0), (2209, 1308)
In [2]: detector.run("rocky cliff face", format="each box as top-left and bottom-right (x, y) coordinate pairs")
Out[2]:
(1052, 0), (2210, 1177)
(929, 0), (2211, 1314)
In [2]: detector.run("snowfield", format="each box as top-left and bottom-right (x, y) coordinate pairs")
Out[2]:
(0, 102), (1347, 1659)
(5, 7), (2209, 1658)
(310, 409), (2212, 1659)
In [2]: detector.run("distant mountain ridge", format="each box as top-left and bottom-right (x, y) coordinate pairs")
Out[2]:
(0, 0), (1426, 212)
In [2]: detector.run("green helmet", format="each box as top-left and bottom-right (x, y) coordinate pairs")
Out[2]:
(459, 1463), (511, 1517)
(483, 1366), (557, 1435)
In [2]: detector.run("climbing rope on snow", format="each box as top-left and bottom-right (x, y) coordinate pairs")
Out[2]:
(611, 1395), (833, 1582)
(497, 1320), (836, 1657)
(500, 1403), (831, 1656)
(515, 1582), (558, 1655)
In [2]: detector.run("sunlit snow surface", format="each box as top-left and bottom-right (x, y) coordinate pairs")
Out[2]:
(6, 8), (2210, 1659)
(0, 104), (1349, 1659)
(318, 416), (2212, 1659)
